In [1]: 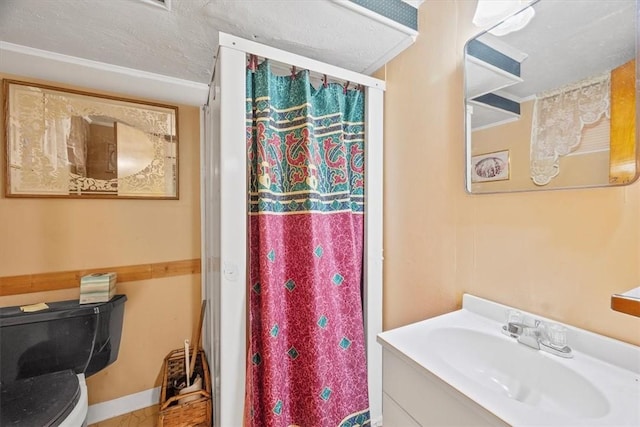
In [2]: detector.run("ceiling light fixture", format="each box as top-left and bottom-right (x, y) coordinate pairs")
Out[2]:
(473, 0), (535, 36)
(136, 0), (171, 11)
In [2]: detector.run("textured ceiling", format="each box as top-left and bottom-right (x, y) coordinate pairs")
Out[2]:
(0, 0), (415, 84)
(480, 0), (636, 100)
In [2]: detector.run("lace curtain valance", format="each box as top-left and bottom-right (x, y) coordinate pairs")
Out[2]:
(530, 72), (610, 185)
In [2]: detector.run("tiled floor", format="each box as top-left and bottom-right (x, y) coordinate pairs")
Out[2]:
(88, 405), (158, 427)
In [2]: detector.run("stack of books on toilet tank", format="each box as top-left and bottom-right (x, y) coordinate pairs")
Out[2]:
(80, 272), (117, 304)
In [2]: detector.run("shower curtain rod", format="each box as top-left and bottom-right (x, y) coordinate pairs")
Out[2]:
(248, 55), (364, 90)
(212, 52), (360, 95)
(206, 33), (384, 107)
(216, 32), (385, 91)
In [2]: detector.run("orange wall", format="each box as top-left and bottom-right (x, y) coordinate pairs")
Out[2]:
(0, 74), (202, 403)
(383, 0), (640, 345)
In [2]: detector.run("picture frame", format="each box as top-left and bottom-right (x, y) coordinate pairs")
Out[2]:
(3, 79), (179, 199)
(471, 149), (510, 183)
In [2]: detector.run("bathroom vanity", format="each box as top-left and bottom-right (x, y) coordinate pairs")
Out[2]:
(377, 294), (640, 426)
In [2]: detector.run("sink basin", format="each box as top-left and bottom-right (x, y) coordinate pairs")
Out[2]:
(426, 327), (609, 419)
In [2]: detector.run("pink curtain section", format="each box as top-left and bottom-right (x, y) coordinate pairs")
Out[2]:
(247, 213), (368, 426)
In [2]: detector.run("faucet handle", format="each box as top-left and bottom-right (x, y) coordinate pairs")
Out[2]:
(545, 323), (568, 348)
(522, 315), (540, 328)
(506, 309), (523, 325)
(539, 322), (573, 358)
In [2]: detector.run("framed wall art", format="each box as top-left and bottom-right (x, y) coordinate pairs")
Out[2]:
(3, 79), (179, 199)
(470, 149), (510, 183)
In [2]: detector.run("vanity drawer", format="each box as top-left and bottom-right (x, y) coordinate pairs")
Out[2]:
(382, 349), (507, 426)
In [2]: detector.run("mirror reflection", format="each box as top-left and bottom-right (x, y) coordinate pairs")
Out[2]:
(4, 80), (178, 199)
(465, 0), (638, 193)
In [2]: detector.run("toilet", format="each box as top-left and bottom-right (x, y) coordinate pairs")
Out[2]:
(0, 295), (127, 426)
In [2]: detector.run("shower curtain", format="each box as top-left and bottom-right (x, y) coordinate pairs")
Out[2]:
(245, 60), (370, 427)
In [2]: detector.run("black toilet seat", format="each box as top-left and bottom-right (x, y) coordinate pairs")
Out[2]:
(0, 369), (80, 427)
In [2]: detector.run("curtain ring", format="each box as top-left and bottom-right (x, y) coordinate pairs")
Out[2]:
(323, 74), (328, 88)
(291, 66), (297, 80)
(343, 81), (350, 94)
(247, 55), (257, 72)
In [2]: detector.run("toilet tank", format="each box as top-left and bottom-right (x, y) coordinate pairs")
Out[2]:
(0, 295), (127, 384)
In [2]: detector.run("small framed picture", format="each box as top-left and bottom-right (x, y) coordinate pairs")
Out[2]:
(471, 150), (510, 183)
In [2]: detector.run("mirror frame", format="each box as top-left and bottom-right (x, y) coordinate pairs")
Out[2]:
(463, 0), (640, 194)
(2, 79), (179, 199)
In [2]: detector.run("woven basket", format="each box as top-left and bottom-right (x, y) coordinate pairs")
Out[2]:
(158, 348), (212, 427)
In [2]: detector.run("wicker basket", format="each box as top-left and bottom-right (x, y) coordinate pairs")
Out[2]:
(158, 348), (212, 427)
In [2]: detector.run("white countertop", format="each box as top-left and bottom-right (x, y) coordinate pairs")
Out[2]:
(377, 294), (640, 426)
(618, 286), (640, 299)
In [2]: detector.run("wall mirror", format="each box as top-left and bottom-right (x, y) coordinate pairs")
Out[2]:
(3, 80), (178, 199)
(464, 0), (639, 193)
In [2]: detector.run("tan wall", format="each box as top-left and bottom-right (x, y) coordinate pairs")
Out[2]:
(0, 73), (202, 403)
(383, 0), (640, 345)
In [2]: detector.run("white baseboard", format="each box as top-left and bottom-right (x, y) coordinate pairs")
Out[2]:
(86, 387), (160, 425)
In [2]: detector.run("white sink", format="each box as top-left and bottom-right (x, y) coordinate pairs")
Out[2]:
(378, 294), (640, 426)
(427, 327), (609, 419)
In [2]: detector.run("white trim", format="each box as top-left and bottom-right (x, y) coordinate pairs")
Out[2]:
(401, 0), (424, 8)
(331, 0), (419, 37)
(365, 87), (384, 425)
(465, 105), (474, 192)
(363, 35), (417, 75)
(219, 33), (386, 91)
(492, 89), (534, 104)
(208, 35), (386, 426)
(200, 106), (207, 306)
(476, 36), (528, 64)
(471, 116), (520, 132)
(468, 99), (520, 131)
(86, 387), (161, 425)
(465, 54), (523, 99)
(0, 41), (209, 106)
(199, 104), (214, 386)
(203, 81), (223, 427)
(217, 45), (248, 427)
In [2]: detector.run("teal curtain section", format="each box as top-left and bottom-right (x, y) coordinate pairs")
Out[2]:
(246, 61), (365, 215)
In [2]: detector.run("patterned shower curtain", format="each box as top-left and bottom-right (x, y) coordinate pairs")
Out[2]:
(245, 60), (370, 427)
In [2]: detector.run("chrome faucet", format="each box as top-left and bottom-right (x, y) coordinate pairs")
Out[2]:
(502, 312), (573, 358)
(507, 320), (542, 349)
